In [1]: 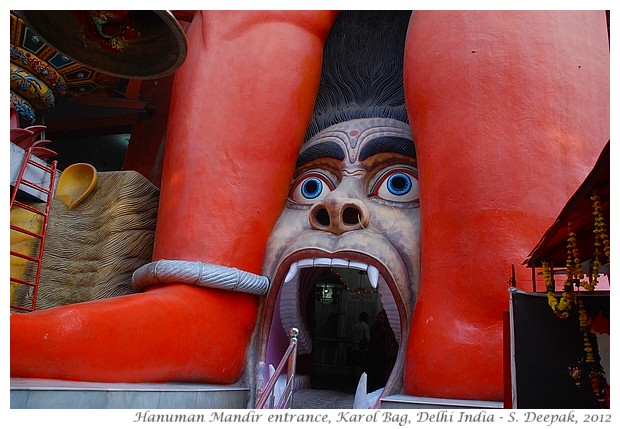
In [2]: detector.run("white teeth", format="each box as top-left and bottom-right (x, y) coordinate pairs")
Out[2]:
(284, 261), (299, 283)
(348, 261), (368, 271)
(314, 257), (332, 267)
(331, 258), (349, 268)
(285, 258), (378, 278)
(367, 265), (379, 289)
(297, 259), (314, 269)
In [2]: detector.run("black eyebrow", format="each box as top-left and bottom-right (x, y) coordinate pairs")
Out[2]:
(358, 136), (416, 161)
(295, 141), (345, 168)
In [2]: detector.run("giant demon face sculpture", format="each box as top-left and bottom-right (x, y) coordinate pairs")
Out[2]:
(259, 117), (420, 397)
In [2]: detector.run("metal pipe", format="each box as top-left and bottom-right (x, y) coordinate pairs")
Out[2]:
(281, 328), (298, 408)
(256, 327), (299, 409)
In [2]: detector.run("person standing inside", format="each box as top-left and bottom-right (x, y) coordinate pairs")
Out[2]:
(351, 312), (370, 384)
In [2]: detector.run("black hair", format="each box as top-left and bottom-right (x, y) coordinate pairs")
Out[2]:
(304, 10), (412, 141)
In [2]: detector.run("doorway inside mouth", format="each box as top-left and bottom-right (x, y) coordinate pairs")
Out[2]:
(297, 267), (399, 394)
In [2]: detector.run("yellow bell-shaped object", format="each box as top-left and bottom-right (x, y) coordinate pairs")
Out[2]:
(55, 163), (97, 210)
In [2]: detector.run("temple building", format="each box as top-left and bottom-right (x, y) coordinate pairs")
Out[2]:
(8, 10), (610, 411)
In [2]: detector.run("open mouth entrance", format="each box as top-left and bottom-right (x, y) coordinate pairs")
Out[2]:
(308, 268), (399, 393)
(263, 262), (402, 404)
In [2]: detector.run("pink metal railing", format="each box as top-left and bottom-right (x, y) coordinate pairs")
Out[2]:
(256, 327), (299, 409)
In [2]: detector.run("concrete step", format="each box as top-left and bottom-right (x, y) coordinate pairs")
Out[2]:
(380, 394), (503, 409)
(291, 388), (354, 409)
(10, 378), (249, 409)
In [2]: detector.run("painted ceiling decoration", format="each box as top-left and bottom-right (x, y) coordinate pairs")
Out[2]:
(10, 11), (124, 126)
(16, 10), (187, 79)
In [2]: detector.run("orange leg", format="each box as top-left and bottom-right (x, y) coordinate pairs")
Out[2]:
(10, 10), (338, 383)
(403, 11), (609, 400)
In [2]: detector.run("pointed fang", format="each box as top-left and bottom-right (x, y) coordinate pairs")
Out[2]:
(284, 261), (299, 283)
(367, 265), (379, 289)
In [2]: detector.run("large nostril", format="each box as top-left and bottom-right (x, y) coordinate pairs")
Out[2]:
(342, 206), (360, 226)
(315, 207), (330, 227)
(309, 198), (370, 234)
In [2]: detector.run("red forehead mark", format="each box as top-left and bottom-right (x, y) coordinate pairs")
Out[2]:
(348, 130), (360, 137)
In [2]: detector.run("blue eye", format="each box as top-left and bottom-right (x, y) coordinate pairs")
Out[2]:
(370, 167), (419, 203)
(301, 178), (323, 199)
(386, 173), (412, 196)
(289, 171), (336, 205)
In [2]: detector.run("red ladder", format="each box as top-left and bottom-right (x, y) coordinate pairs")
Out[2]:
(10, 147), (58, 312)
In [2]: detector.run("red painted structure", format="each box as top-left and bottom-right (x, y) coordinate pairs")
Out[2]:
(10, 11), (609, 401)
(11, 10), (337, 384)
(403, 11), (609, 400)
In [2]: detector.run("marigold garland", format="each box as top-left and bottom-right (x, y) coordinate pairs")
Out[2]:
(591, 192), (609, 287)
(547, 193), (609, 303)
(541, 190), (610, 405)
(577, 297), (608, 403)
(566, 223), (583, 286)
(542, 261), (573, 319)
